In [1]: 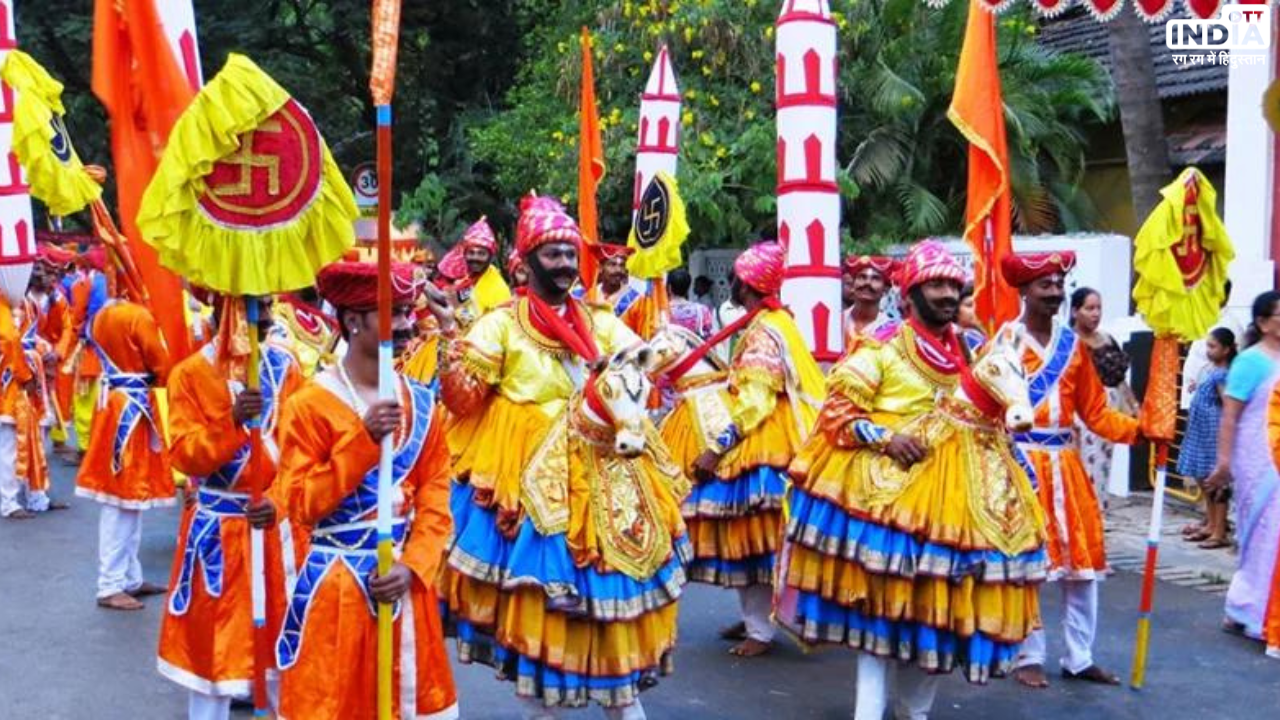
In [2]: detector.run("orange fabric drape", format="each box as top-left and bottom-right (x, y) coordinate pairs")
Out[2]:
(577, 27), (606, 297)
(948, 0), (1019, 334)
(92, 0), (197, 361)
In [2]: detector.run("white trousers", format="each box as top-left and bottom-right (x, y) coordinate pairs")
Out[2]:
(1016, 579), (1098, 674)
(187, 692), (230, 720)
(854, 655), (940, 720)
(737, 584), (776, 643)
(518, 697), (646, 720)
(97, 505), (144, 598)
(0, 424), (19, 517)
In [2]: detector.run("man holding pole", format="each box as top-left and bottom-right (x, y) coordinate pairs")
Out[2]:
(1001, 252), (1142, 689)
(157, 294), (303, 720)
(273, 261), (457, 720)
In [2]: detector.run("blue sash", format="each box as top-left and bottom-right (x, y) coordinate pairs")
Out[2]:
(87, 301), (160, 474)
(275, 379), (436, 670)
(1026, 325), (1076, 411)
(166, 346), (297, 615)
(614, 286), (641, 317)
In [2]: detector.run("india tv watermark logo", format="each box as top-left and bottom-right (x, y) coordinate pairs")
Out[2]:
(1167, 4), (1271, 67)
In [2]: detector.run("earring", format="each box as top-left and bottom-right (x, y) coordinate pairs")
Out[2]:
(351, 327), (360, 336)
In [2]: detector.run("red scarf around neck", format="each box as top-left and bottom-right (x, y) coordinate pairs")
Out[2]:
(525, 293), (601, 364)
(907, 315), (965, 376)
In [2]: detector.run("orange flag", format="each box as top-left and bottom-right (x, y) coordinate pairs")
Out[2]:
(947, 1), (1019, 333)
(578, 27), (606, 295)
(92, 0), (196, 360)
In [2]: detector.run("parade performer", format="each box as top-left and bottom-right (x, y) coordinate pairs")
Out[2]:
(30, 245), (76, 452)
(506, 248), (528, 294)
(273, 261), (457, 720)
(841, 254), (898, 351)
(66, 247), (110, 456)
(0, 290), (35, 520)
(74, 288), (174, 610)
(1000, 252), (1142, 688)
(437, 195), (688, 719)
(776, 240), (1009, 719)
(441, 217), (511, 330)
(662, 241), (825, 657)
(593, 241), (641, 316)
(158, 294), (304, 719)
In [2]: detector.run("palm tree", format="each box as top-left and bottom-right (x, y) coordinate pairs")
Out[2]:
(1106, 8), (1170, 221)
(839, 0), (1115, 246)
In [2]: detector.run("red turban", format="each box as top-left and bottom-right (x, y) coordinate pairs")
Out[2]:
(895, 240), (967, 292)
(1000, 251), (1077, 288)
(316, 261), (420, 311)
(436, 245), (467, 282)
(38, 243), (76, 266)
(515, 194), (582, 256)
(506, 247), (524, 276)
(81, 246), (107, 271)
(590, 242), (635, 261)
(460, 217), (497, 254)
(734, 241), (786, 296)
(843, 254), (899, 282)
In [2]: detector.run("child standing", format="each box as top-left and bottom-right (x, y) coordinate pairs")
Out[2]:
(1179, 326), (1237, 549)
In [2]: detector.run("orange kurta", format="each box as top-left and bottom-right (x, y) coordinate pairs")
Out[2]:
(15, 298), (54, 494)
(74, 301), (175, 508)
(0, 299), (34, 424)
(1263, 383), (1280, 657)
(1012, 323), (1138, 580)
(158, 342), (304, 696)
(275, 373), (456, 720)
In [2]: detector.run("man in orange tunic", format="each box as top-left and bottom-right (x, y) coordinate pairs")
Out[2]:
(1000, 252), (1142, 688)
(274, 261), (457, 720)
(74, 294), (174, 611)
(0, 292), (35, 520)
(157, 295), (304, 719)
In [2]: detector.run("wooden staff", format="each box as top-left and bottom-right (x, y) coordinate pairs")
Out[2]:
(244, 297), (270, 716)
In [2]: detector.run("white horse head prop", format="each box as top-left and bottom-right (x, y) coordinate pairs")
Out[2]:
(579, 343), (656, 458)
(646, 323), (728, 381)
(962, 326), (1033, 432)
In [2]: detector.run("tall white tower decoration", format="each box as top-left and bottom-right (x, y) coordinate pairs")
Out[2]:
(632, 44), (680, 220)
(157, 0), (204, 90)
(776, 0), (840, 362)
(0, 0), (35, 307)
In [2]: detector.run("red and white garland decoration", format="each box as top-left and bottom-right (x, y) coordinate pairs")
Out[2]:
(922, 0), (1232, 21)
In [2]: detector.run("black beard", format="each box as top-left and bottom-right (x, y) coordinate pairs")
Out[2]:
(526, 254), (577, 298)
(909, 287), (957, 327)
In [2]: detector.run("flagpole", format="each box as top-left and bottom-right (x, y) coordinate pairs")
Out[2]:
(244, 296), (269, 718)
(369, 4), (402, 718)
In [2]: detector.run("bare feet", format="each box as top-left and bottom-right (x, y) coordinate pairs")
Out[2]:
(3, 509), (35, 520)
(719, 621), (747, 641)
(127, 582), (168, 598)
(1014, 664), (1050, 689)
(1198, 537), (1231, 550)
(97, 592), (145, 611)
(728, 638), (771, 657)
(1061, 665), (1121, 685)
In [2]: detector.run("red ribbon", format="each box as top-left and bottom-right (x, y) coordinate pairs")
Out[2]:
(906, 315), (965, 376)
(665, 297), (783, 383)
(525, 294), (601, 364)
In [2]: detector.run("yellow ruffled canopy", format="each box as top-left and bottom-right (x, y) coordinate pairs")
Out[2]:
(0, 50), (102, 216)
(1132, 167), (1235, 343)
(626, 171), (690, 280)
(136, 53), (356, 295)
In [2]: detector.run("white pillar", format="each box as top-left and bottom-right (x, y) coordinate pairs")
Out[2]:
(0, 0), (35, 307)
(1222, 9), (1277, 320)
(776, 0), (842, 362)
(156, 0), (204, 90)
(632, 45), (680, 222)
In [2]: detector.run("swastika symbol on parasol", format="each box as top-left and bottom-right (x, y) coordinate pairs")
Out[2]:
(198, 99), (322, 229)
(634, 176), (670, 249)
(49, 116), (73, 164)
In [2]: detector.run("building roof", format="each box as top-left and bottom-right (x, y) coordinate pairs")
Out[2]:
(1168, 124), (1227, 165)
(1039, 8), (1228, 100)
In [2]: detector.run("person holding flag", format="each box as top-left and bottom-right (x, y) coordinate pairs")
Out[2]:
(273, 261), (457, 720)
(1000, 252), (1143, 689)
(436, 195), (688, 719)
(157, 292), (304, 720)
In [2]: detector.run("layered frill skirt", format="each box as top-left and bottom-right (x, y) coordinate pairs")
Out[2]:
(661, 386), (805, 588)
(441, 398), (690, 708)
(776, 405), (1049, 683)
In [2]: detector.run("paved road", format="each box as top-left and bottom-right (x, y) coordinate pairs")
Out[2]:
(2, 464), (1277, 719)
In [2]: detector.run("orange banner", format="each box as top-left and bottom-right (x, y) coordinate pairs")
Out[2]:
(370, 0), (402, 106)
(948, 1), (1019, 333)
(92, 0), (196, 359)
(578, 27), (606, 295)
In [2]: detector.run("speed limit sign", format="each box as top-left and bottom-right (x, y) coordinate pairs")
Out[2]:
(352, 163), (378, 209)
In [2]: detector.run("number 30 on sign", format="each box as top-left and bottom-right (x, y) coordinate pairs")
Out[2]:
(352, 162), (379, 210)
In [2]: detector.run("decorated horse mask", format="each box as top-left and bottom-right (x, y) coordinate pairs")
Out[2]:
(588, 343), (656, 458)
(970, 327), (1034, 432)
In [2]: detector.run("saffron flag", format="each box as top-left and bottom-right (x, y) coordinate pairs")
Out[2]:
(92, 0), (197, 360)
(578, 27), (606, 294)
(947, 0), (1019, 333)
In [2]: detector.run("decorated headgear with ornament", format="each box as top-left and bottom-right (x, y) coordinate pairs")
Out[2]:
(733, 241), (786, 296)
(590, 242), (635, 261)
(895, 240), (967, 292)
(516, 194), (583, 256)
(436, 245), (467, 281)
(843, 254), (899, 283)
(460, 217), (497, 254)
(1000, 251), (1077, 288)
(316, 260), (420, 311)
